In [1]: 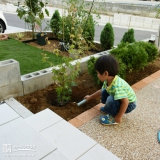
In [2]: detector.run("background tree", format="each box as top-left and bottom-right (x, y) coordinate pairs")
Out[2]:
(50, 10), (61, 37)
(17, 0), (49, 39)
(83, 15), (95, 43)
(100, 22), (114, 50)
(58, 0), (98, 54)
(121, 28), (135, 43)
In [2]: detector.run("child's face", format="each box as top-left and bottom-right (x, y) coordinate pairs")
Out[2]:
(97, 71), (108, 82)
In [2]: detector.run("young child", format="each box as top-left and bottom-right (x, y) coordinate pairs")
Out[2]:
(84, 54), (136, 125)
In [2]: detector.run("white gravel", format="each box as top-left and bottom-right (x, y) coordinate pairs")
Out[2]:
(79, 78), (160, 160)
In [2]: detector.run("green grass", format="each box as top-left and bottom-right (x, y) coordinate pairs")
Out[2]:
(0, 39), (63, 75)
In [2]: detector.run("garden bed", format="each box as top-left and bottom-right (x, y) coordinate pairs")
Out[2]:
(15, 38), (160, 121)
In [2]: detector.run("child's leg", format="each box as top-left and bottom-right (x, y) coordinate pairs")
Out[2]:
(103, 95), (121, 117)
(100, 89), (110, 114)
(125, 102), (136, 113)
(101, 89), (109, 104)
(100, 96), (120, 125)
(100, 98), (136, 125)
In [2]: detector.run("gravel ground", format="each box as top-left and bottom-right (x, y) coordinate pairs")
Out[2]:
(79, 77), (160, 160)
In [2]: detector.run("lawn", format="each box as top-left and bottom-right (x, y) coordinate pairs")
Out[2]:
(0, 39), (63, 75)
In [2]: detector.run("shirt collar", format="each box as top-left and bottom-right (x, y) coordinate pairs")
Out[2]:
(107, 75), (118, 90)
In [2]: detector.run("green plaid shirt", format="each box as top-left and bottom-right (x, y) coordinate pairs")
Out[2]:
(102, 75), (136, 102)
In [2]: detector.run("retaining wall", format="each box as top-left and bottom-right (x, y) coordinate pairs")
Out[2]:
(0, 59), (23, 100)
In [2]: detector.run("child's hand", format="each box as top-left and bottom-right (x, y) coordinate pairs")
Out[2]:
(84, 95), (90, 102)
(115, 115), (122, 123)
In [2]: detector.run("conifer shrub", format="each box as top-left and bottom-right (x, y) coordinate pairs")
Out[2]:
(50, 10), (61, 37)
(121, 28), (135, 43)
(83, 15), (95, 43)
(100, 23), (114, 51)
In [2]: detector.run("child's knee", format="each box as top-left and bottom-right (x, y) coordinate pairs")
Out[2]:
(107, 96), (115, 105)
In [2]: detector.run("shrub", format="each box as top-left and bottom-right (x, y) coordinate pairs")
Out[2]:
(116, 57), (127, 79)
(126, 43), (148, 70)
(121, 28), (135, 43)
(59, 15), (74, 43)
(136, 41), (158, 62)
(100, 23), (114, 51)
(50, 10), (61, 37)
(83, 15), (95, 43)
(87, 56), (101, 85)
(87, 55), (127, 83)
(110, 42), (148, 71)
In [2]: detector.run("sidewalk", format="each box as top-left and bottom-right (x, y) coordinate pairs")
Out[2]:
(4, 25), (29, 34)
(69, 70), (160, 159)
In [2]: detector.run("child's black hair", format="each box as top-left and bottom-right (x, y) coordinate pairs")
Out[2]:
(95, 54), (119, 76)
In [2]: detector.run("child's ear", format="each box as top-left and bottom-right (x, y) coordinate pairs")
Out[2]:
(104, 71), (109, 76)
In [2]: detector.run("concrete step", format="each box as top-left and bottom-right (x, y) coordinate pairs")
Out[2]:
(25, 108), (62, 132)
(5, 98), (33, 119)
(25, 109), (120, 160)
(0, 102), (20, 126)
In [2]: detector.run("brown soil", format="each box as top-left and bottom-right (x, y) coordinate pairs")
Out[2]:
(15, 39), (160, 121)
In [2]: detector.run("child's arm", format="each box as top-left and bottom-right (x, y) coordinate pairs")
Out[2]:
(84, 89), (102, 101)
(115, 98), (129, 123)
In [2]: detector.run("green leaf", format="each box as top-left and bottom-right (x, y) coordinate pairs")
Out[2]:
(45, 9), (49, 16)
(39, 1), (44, 7)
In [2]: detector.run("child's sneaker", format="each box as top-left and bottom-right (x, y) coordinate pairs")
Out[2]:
(100, 115), (118, 125)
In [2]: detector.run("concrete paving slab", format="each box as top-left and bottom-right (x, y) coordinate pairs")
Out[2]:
(0, 103), (20, 126)
(0, 117), (56, 160)
(5, 98), (33, 119)
(25, 108), (62, 132)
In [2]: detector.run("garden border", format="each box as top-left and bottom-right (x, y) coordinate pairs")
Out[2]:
(0, 48), (109, 101)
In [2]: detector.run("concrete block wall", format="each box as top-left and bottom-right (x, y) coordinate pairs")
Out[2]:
(21, 69), (53, 95)
(0, 59), (23, 100)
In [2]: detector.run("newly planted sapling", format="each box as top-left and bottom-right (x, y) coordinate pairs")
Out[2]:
(42, 52), (80, 106)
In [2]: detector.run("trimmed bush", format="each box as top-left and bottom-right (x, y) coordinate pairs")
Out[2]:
(110, 42), (148, 71)
(121, 28), (135, 43)
(87, 56), (101, 85)
(136, 41), (158, 62)
(100, 23), (114, 51)
(117, 58), (127, 79)
(87, 55), (126, 84)
(50, 10), (61, 37)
